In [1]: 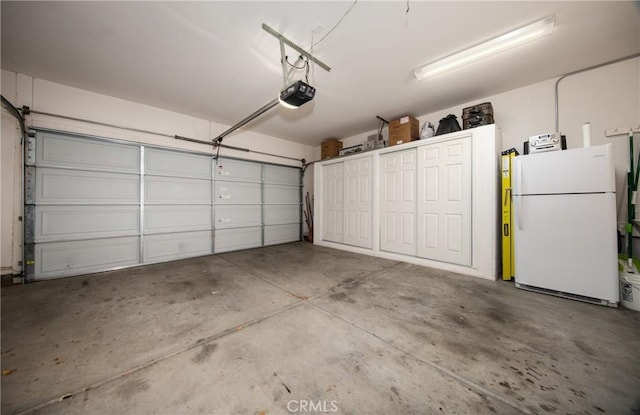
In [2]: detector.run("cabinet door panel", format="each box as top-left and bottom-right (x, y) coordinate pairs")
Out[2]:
(322, 162), (344, 243)
(417, 137), (471, 265)
(343, 157), (373, 248)
(380, 149), (417, 255)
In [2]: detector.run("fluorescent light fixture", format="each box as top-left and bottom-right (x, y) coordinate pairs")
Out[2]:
(414, 16), (555, 80)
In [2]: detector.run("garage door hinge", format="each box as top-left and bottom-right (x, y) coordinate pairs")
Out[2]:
(25, 135), (36, 165)
(25, 167), (36, 204)
(24, 206), (35, 243)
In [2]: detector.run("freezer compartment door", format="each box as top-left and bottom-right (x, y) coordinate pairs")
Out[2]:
(513, 144), (615, 195)
(513, 193), (618, 303)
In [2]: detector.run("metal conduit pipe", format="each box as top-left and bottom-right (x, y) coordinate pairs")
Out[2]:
(28, 109), (176, 139)
(555, 53), (640, 132)
(27, 109), (303, 163)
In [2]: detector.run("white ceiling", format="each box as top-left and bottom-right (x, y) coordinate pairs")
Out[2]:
(2, 1), (639, 146)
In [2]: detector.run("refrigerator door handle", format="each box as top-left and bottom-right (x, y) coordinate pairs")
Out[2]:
(513, 160), (523, 230)
(515, 159), (522, 195)
(515, 196), (523, 231)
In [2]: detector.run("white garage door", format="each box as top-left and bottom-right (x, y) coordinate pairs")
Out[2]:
(213, 158), (301, 253)
(24, 130), (301, 281)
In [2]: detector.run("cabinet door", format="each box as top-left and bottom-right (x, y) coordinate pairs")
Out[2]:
(380, 149), (417, 255)
(417, 137), (471, 265)
(322, 162), (344, 243)
(343, 157), (373, 249)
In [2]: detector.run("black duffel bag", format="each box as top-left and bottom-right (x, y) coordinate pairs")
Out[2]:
(435, 114), (461, 136)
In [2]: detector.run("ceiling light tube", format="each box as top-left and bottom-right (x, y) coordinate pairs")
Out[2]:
(414, 15), (555, 80)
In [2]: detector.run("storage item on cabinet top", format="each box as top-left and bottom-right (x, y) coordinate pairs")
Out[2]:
(389, 116), (419, 146)
(338, 144), (363, 156)
(321, 138), (343, 159)
(367, 133), (386, 149)
(462, 102), (494, 130)
(435, 114), (462, 136)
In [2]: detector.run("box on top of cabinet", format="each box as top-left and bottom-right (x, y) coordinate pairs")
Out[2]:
(389, 116), (419, 146)
(321, 138), (343, 159)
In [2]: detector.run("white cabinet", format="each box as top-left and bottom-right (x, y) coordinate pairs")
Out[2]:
(417, 137), (471, 266)
(314, 124), (501, 280)
(380, 149), (417, 256)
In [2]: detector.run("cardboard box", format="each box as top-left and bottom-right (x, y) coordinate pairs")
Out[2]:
(321, 139), (343, 159)
(388, 116), (419, 146)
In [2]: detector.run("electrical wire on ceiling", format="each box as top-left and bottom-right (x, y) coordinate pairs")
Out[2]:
(284, 53), (313, 85)
(309, 32), (317, 86)
(305, 0), (358, 86)
(286, 55), (307, 70)
(304, 57), (310, 84)
(311, 0), (358, 49)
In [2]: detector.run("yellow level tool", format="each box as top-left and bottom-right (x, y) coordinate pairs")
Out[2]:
(501, 148), (518, 280)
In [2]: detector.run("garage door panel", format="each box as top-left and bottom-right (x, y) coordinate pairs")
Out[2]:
(215, 181), (261, 205)
(144, 205), (212, 234)
(35, 205), (139, 242)
(264, 205), (300, 225)
(145, 176), (211, 204)
(264, 224), (299, 245)
(36, 168), (140, 204)
(215, 159), (262, 182)
(215, 205), (261, 229)
(264, 185), (299, 204)
(34, 236), (140, 280)
(36, 132), (140, 173)
(145, 148), (211, 179)
(264, 165), (299, 185)
(143, 231), (212, 263)
(215, 227), (262, 253)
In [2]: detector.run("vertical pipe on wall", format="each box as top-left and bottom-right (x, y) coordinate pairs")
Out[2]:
(555, 53), (640, 132)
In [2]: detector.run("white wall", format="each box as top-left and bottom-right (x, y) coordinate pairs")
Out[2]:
(0, 70), (317, 275)
(340, 57), (640, 227)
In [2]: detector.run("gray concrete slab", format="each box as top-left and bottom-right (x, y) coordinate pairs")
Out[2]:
(1, 255), (301, 414)
(220, 243), (400, 298)
(312, 262), (640, 414)
(27, 303), (519, 415)
(1, 242), (639, 415)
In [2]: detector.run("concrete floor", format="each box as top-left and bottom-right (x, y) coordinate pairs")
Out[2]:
(1, 242), (639, 415)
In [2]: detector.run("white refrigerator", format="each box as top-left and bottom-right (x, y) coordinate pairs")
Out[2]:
(512, 144), (619, 306)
